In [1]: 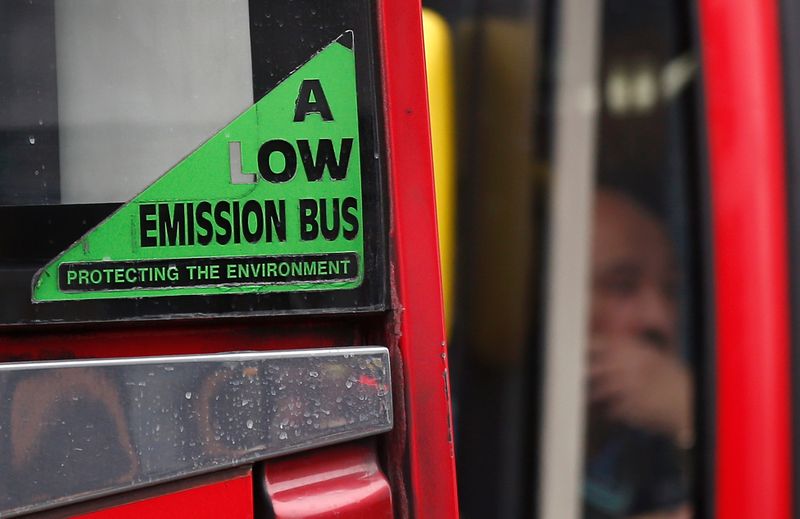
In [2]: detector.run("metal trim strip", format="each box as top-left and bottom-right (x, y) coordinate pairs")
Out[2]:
(0, 346), (392, 517)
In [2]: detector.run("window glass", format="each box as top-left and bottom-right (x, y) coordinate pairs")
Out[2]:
(55, 0), (253, 204)
(0, 0), (388, 324)
(1, 0), (253, 206)
(584, 2), (698, 517)
(780, 0), (800, 510)
(440, 0), (702, 517)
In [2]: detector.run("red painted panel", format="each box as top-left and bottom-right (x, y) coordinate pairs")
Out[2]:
(263, 442), (392, 519)
(75, 472), (253, 519)
(0, 318), (369, 362)
(377, 0), (460, 517)
(0, 2), (461, 517)
(699, 0), (792, 518)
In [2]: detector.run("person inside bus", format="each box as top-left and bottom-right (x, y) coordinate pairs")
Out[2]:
(584, 188), (693, 519)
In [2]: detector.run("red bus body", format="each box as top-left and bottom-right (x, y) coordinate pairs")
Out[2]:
(2, 0), (799, 517)
(0, 0), (459, 517)
(701, 0), (792, 517)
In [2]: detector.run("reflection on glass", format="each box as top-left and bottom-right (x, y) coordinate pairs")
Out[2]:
(0, 0), (254, 206)
(584, 188), (692, 519)
(54, 0), (253, 204)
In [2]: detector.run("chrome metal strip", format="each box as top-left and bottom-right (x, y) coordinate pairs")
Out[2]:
(0, 346), (392, 517)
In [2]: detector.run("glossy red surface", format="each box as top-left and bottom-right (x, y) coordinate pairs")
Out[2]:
(0, 318), (370, 362)
(263, 442), (392, 518)
(75, 472), (253, 519)
(0, 0), (460, 516)
(699, 0), (792, 517)
(378, 0), (460, 516)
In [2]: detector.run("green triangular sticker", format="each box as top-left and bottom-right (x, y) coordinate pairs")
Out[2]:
(33, 34), (364, 302)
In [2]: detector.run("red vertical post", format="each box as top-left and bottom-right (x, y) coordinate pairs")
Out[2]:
(378, 0), (460, 517)
(699, 0), (792, 517)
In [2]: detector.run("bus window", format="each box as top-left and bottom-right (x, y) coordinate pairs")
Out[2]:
(0, 0), (254, 206)
(582, 2), (699, 517)
(433, 0), (705, 516)
(54, 0), (254, 205)
(0, 0), (388, 325)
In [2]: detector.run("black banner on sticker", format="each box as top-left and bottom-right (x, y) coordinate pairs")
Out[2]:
(58, 253), (359, 292)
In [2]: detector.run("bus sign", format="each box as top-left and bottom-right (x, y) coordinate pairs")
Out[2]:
(33, 34), (365, 302)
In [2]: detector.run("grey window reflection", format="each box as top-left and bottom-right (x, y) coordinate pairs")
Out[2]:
(54, 0), (253, 204)
(0, 0), (253, 206)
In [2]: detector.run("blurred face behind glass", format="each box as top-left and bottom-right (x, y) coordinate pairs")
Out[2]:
(591, 190), (678, 353)
(588, 190), (689, 444)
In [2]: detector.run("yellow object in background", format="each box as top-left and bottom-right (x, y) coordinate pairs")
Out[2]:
(422, 9), (456, 333)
